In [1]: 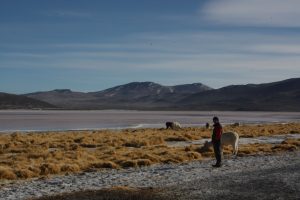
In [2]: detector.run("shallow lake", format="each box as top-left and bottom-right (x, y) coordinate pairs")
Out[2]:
(0, 110), (300, 132)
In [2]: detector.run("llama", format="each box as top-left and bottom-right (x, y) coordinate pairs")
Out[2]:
(202, 132), (239, 156)
(232, 122), (240, 127)
(221, 132), (239, 156)
(165, 121), (182, 130)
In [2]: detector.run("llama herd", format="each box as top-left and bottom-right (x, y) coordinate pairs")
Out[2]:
(165, 121), (239, 156)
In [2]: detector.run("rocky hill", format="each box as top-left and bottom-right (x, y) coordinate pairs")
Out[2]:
(178, 78), (300, 111)
(0, 92), (56, 109)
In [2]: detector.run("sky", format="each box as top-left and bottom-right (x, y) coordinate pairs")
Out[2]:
(0, 0), (300, 94)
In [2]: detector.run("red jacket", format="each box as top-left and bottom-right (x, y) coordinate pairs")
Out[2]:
(212, 123), (223, 141)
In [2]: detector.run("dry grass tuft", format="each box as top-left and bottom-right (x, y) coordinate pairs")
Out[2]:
(281, 138), (300, 146)
(40, 163), (61, 175)
(15, 169), (35, 179)
(272, 144), (297, 151)
(193, 137), (300, 158)
(0, 166), (17, 180)
(225, 123), (300, 137)
(123, 140), (149, 148)
(186, 152), (202, 159)
(90, 161), (118, 169)
(60, 164), (80, 172)
(289, 130), (298, 134)
(120, 160), (138, 168)
(136, 159), (152, 166)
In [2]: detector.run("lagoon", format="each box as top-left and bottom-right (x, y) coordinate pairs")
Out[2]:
(0, 110), (300, 132)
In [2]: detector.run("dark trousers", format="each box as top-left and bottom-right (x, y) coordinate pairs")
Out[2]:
(213, 140), (222, 164)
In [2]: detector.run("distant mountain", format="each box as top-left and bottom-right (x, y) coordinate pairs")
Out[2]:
(24, 82), (212, 109)
(26, 89), (96, 109)
(177, 78), (300, 111)
(92, 82), (211, 98)
(0, 92), (56, 109)
(91, 82), (211, 101)
(14, 78), (300, 111)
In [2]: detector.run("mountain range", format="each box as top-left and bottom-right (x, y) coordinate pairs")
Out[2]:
(25, 82), (212, 110)
(1, 78), (299, 111)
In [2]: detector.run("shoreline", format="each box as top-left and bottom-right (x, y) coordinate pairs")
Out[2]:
(0, 121), (299, 134)
(2, 109), (300, 112)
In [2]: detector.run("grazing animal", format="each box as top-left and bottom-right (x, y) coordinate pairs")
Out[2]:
(205, 123), (210, 129)
(165, 121), (182, 130)
(221, 132), (239, 155)
(166, 122), (173, 129)
(232, 122), (240, 127)
(202, 132), (239, 155)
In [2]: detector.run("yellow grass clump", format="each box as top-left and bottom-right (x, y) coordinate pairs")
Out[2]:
(89, 161), (118, 169)
(0, 166), (17, 180)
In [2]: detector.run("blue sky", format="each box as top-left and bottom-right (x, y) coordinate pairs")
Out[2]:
(1, 0), (300, 93)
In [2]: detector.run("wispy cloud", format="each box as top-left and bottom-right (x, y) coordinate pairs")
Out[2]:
(249, 44), (300, 55)
(201, 0), (300, 27)
(1, 30), (300, 68)
(43, 10), (93, 18)
(1, 30), (299, 88)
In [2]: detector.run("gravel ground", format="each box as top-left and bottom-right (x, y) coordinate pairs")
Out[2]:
(0, 151), (299, 200)
(163, 157), (300, 199)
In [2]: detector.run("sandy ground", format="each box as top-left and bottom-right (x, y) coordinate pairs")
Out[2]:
(0, 151), (299, 200)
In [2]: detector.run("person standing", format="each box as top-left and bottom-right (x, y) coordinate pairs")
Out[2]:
(212, 116), (223, 167)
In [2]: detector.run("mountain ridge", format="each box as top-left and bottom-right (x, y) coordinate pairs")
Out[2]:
(25, 82), (212, 109)
(1, 78), (299, 111)
(0, 92), (56, 109)
(177, 78), (300, 111)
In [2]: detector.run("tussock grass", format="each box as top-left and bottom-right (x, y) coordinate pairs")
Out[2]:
(226, 123), (300, 137)
(90, 161), (118, 169)
(60, 164), (80, 172)
(193, 138), (299, 157)
(0, 166), (17, 180)
(0, 123), (299, 180)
